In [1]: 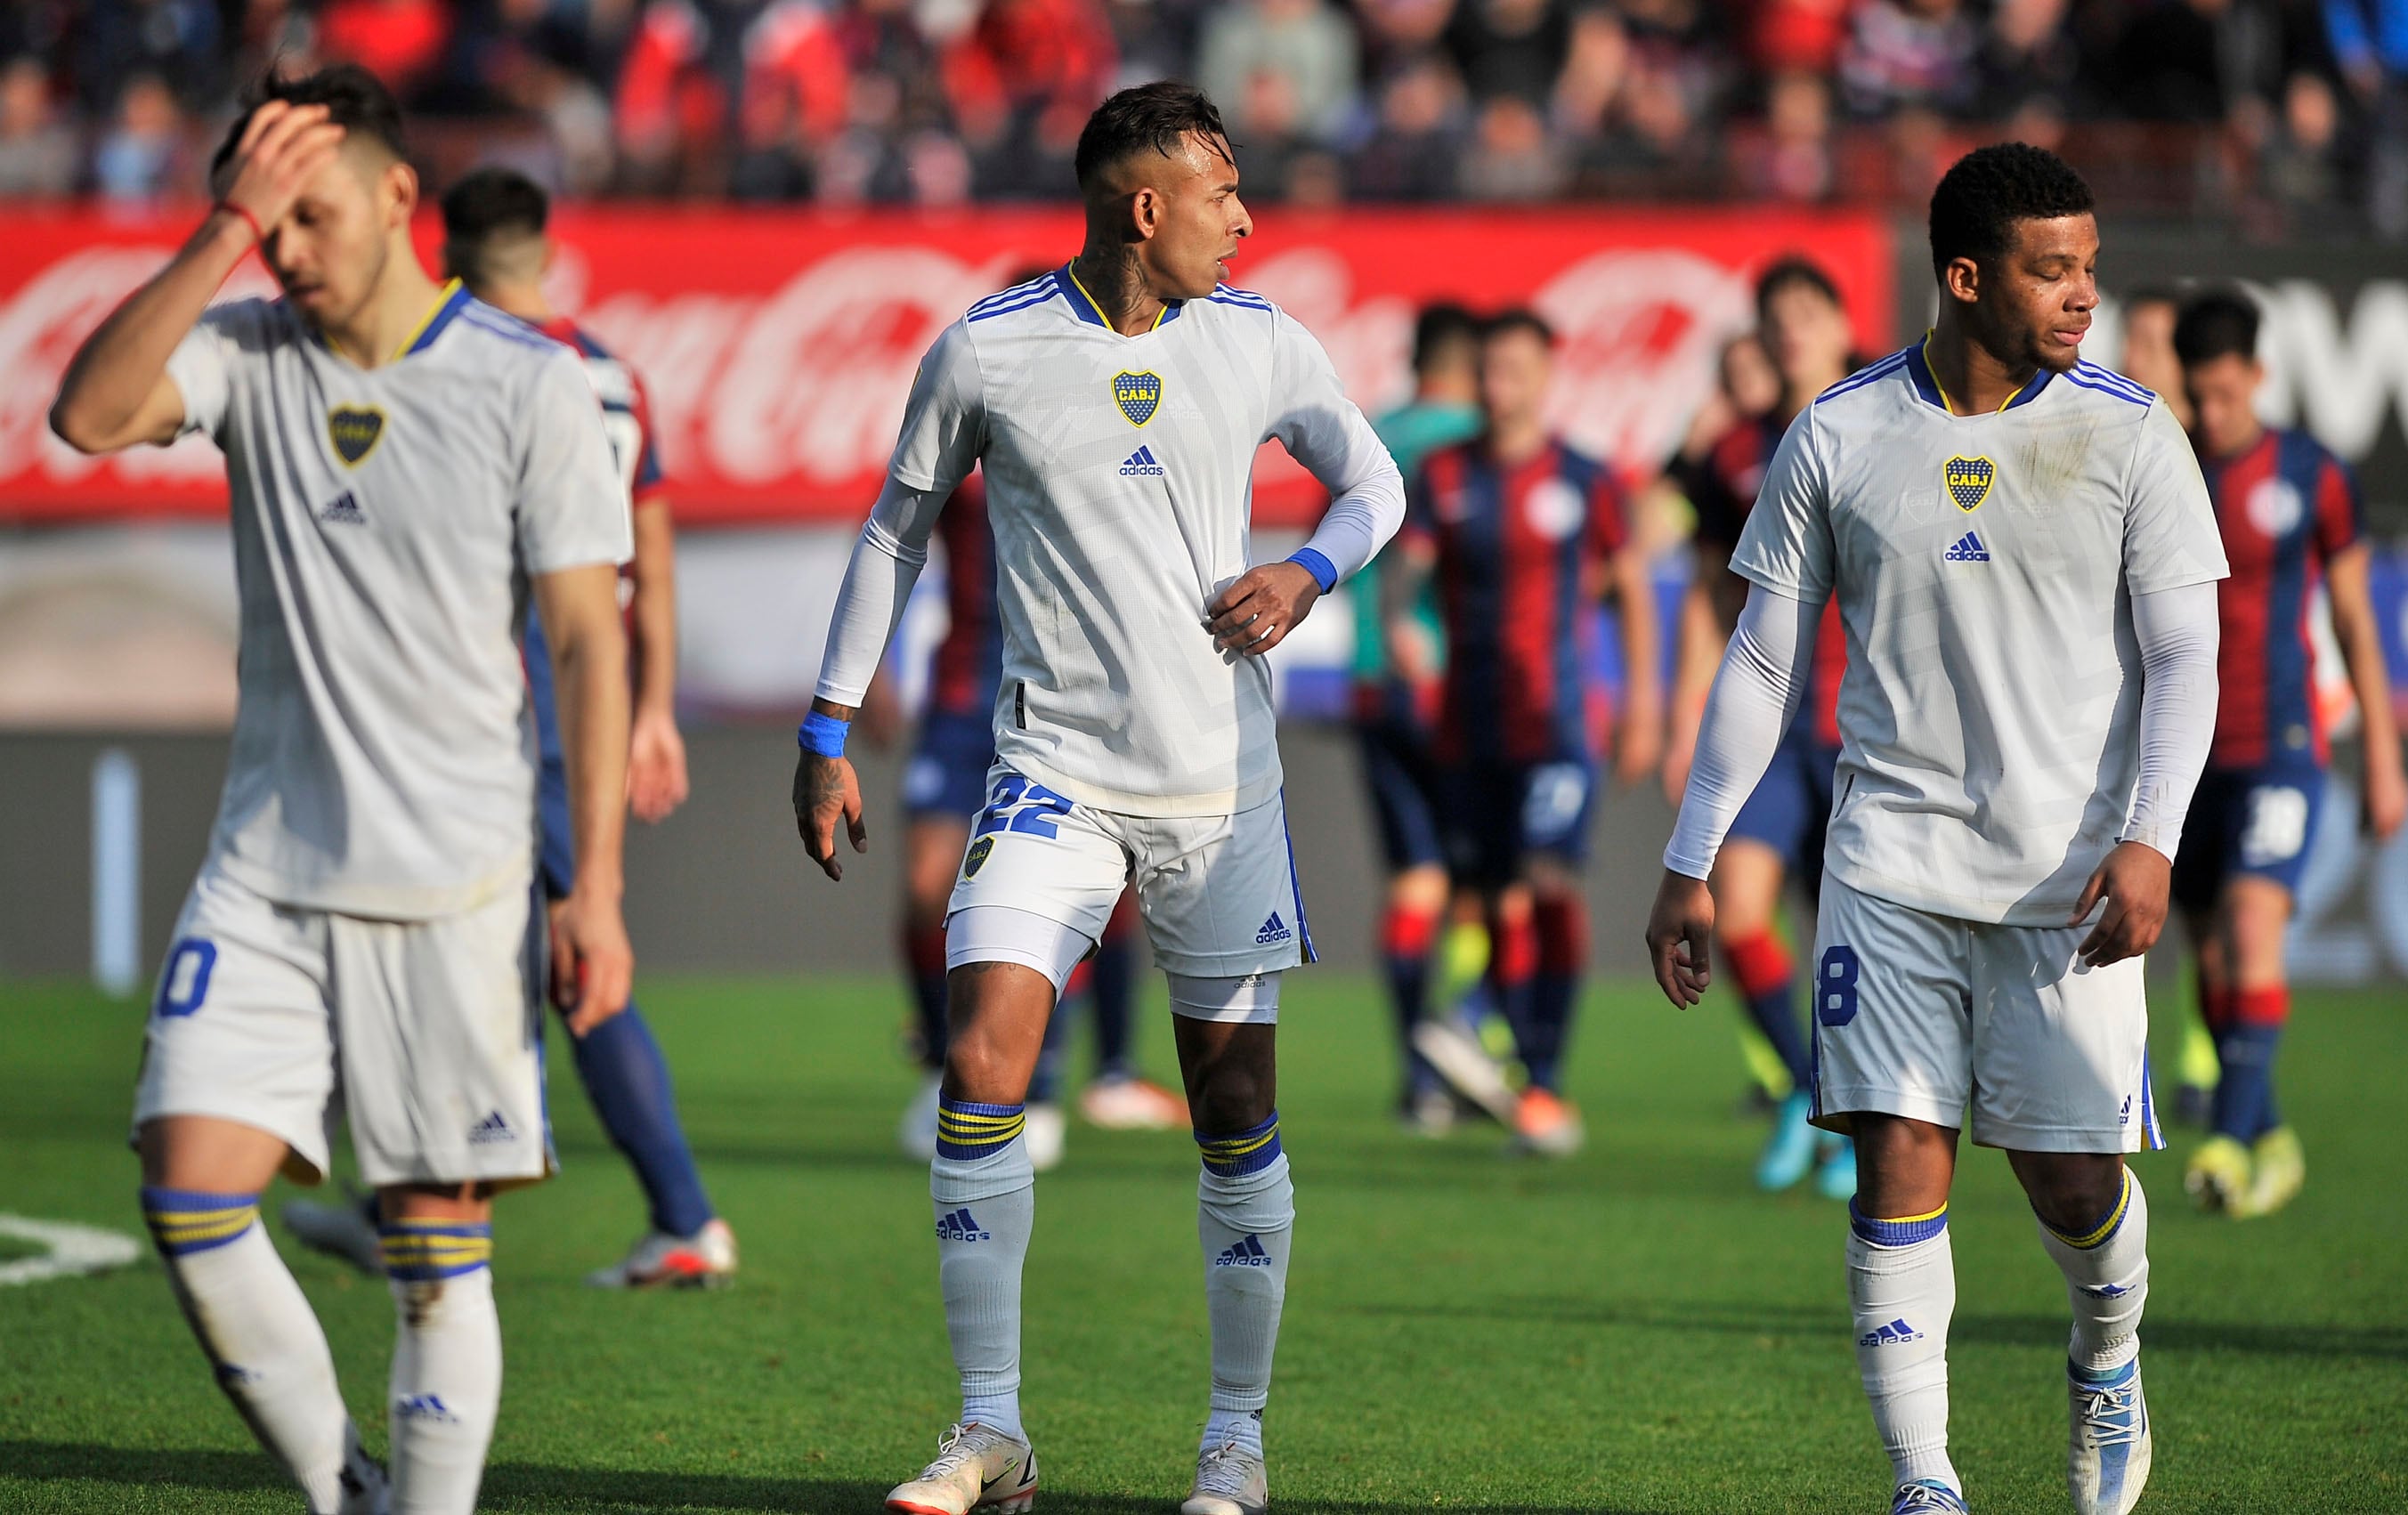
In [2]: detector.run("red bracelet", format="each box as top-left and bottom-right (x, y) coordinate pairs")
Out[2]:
(215, 200), (266, 248)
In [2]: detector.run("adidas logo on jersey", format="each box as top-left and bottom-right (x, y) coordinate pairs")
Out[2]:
(466, 1109), (515, 1145)
(1120, 445), (1166, 477)
(1212, 1234), (1273, 1268)
(1942, 531), (1990, 562)
(319, 492), (367, 526)
(1255, 911), (1292, 945)
(934, 1207), (991, 1243)
(1859, 1317), (1924, 1347)
(393, 1394), (456, 1422)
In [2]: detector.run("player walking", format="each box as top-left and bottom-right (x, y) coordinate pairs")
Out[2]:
(1647, 145), (2226, 1515)
(53, 68), (634, 1513)
(2169, 288), (2405, 1218)
(794, 83), (1402, 1515)
(1387, 310), (1661, 1157)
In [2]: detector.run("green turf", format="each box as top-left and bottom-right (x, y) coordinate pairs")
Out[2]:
(1, 973), (2401, 1512)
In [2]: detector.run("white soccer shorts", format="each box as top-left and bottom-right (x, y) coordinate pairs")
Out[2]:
(946, 766), (1315, 983)
(132, 859), (554, 1188)
(1807, 874), (2164, 1154)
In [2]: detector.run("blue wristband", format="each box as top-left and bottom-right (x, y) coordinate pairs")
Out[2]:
(1285, 547), (1338, 595)
(798, 710), (849, 758)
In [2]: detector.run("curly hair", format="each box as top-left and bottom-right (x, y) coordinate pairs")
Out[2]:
(1927, 142), (2094, 280)
(210, 63), (409, 183)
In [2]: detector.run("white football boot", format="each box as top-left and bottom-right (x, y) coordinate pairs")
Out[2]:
(584, 1217), (738, 1289)
(335, 1423), (388, 1514)
(900, 1073), (944, 1161)
(1411, 1017), (1519, 1124)
(1181, 1438), (1269, 1515)
(1024, 1103), (1066, 1172)
(1889, 1480), (1969, 1513)
(2068, 1356), (2152, 1515)
(885, 1422), (1039, 1514)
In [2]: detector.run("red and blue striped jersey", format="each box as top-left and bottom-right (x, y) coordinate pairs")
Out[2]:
(928, 474), (1003, 719)
(539, 318), (668, 508)
(1402, 437), (1626, 765)
(2201, 427), (2361, 768)
(1690, 411), (1847, 749)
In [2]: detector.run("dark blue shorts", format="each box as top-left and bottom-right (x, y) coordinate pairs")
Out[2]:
(1438, 757), (1597, 888)
(2172, 760), (2327, 912)
(1725, 729), (1840, 877)
(1354, 709), (1445, 873)
(903, 708), (999, 820)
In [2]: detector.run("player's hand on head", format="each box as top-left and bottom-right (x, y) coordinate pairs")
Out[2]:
(551, 890), (634, 1036)
(2070, 839), (2171, 968)
(628, 708), (689, 823)
(1644, 869), (1716, 1008)
(1205, 561), (1321, 659)
(793, 751), (867, 881)
(218, 101), (345, 241)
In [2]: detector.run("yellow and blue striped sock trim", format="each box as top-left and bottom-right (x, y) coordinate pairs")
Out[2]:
(1850, 1198), (1948, 1248)
(1196, 1112), (1282, 1178)
(2040, 1169), (2133, 1251)
(936, 1098), (1026, 1162)
(140, 1187), (259, 1257)
(378, 1220), (493, 1281)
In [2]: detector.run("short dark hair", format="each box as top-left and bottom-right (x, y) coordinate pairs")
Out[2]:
(1755, 255), (1842, 323)
(2173, 288), (2261, 367)
(2121, 284), (2181, 314)
(1074, 81), (1232, 193)
(442, 166), (549, 247)
(1412, 303), (1481, 372)
(1927, 142), (2094, 280)
(1483, 308), (1554, 348)
(211, 64), (407, 183)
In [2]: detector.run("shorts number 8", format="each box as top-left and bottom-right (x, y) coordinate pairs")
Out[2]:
(1816, 944), (1861, 1027)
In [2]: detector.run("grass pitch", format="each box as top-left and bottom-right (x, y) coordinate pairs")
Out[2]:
(1, 973), (2401, 1512)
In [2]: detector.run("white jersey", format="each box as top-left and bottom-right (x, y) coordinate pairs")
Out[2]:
(1731, 343), (2228, 924)
(165, 283), (630, 919)
(836, 269), (1401, 817)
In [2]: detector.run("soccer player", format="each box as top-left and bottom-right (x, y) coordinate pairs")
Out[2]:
(1665, 259), (1859, 1197)
(280, 166), (737, 1288)
(1648, 144), (2226, 1515)
(52, 66), (634, 1514)
(1387, 309), (1662, 1158)
(794, 83), (1402, 1515)
(2170, 288), (2405, 1218)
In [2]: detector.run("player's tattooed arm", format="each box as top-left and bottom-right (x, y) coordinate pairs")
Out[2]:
(51, 101), (343, 454)
(1205, 561), (1322, 658)
(794, 699), (869, 882)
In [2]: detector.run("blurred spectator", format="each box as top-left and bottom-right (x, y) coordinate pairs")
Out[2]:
(317, 0), (454, 101)
(1350, 51), (1466, 198)
(1354, 0), (1455, 76)
(91, 70), (190, 203)
(71, 0), (223, 114)
(1447, 0), (1569, 104)
(2114, 285), (2193, 430)
(2326, 0), (2408, 236)
(2256, 68), (2347, 225)
(614, 0), (737, 194)
(943, 0), (1117, 194)
(1739, 68), (1836, 201)
(1456, 92), (1567, 196)
(1755, 0), (1850, 76)
(1196, 0), (1361, 146)
(0, 55), (78, 197)
(1839, 0), (1982, 118)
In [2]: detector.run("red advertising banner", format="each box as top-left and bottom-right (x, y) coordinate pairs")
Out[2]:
(0, 207), (1892, 525)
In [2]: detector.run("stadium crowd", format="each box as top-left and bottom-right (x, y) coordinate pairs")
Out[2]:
(1, 0), (2404, 229)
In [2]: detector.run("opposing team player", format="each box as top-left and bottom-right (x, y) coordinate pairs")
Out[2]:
(1388, 310), (1661, 1157)
(795, 82), (1402, 1515)
(280, 166), (737, 1288)
(1648, 145), (2225, 1515)
(52, 67), (634, 1513)
(1666, 258), (1859, 1197)
(2170, 288), (2404, 1217)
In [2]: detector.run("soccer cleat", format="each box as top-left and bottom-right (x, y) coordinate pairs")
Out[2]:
(885, 1422), (1039, 1514)
(1511, 1088), (1585, 1158)
(1025, 1103), (1066, 1172)
(1814, 1135), (1859, 1201)
(336, 1425), (389, 1513)
(2185, 1136), (2252, 1215)
(2244, 1125), (2306, 1217)
(280, 1189), (385, 1276)
(901, 1072), (944, 1162)
(1412, 1017), (1520, 1124)
(1078, 1073), (1188, 1131)
(1890, 1479), (1969, 1513)
(2067, 1357), (2152, 1515)
(1399, 1086), (1456, 1138)
(1755, 1090), (1819, 1190)
(585, 1217), (738, 1288)
(1181, 1438), (1269, 1515)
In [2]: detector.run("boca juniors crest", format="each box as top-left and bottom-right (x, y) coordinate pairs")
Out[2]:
(962, 837), (994, 879)
(328, 406), (385, 467)
(1113, 371), (1162, 427)
(1944, 455), (1994, 513)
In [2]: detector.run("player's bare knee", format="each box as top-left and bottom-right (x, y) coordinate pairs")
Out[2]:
(2012, 1151), (2125, 1234)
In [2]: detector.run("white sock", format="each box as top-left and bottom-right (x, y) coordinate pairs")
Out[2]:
(1197, 1114), (1292, 1461)
(933, 1098), (1036, 1444)
(142, 1188), (363, 1514)
(2036, 1167), (2149, 1379)
(1848, 1201), (1958, 1494)
(382, 1221), (502, 1515)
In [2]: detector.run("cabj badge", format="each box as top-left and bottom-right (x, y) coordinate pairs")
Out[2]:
(328, 406), (385, 467)
(1944, 455), (1994, 513)
(1114, 371), (1163, 427)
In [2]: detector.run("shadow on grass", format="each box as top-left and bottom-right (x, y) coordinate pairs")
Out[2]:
(0, 1440), (1663, 1514)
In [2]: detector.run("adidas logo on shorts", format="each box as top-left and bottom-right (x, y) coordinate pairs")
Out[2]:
(935, 1207), (991, 1243)
(1858, 1317), (1923, 1347)
(1255, 912), (1292, 945)
(1943, 530), (1990, 562)
(466, 1109), (515, 1145)
(1120, 445), (1166, 477)
(1212, 1234), (1273, 1268)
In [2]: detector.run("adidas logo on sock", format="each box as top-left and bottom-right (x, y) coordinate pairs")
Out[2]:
(1119, 445), (1166, 477)
(2082, 1282), (2133, 1298)
(319, 491), (367, 526)
(1212, 1234), (1273, 1268)
(1943, 530), (1990, 562)
(1255, 911), (1291, 945)
(393, 1394), (456, 1422)
(934, 1206), (992, 1243)
(1858, 1317), (1923, 1347)
(467, 1109), (515, 1145)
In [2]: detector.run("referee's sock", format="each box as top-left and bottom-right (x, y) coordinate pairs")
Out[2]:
(383, 1219), (502, 1515)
